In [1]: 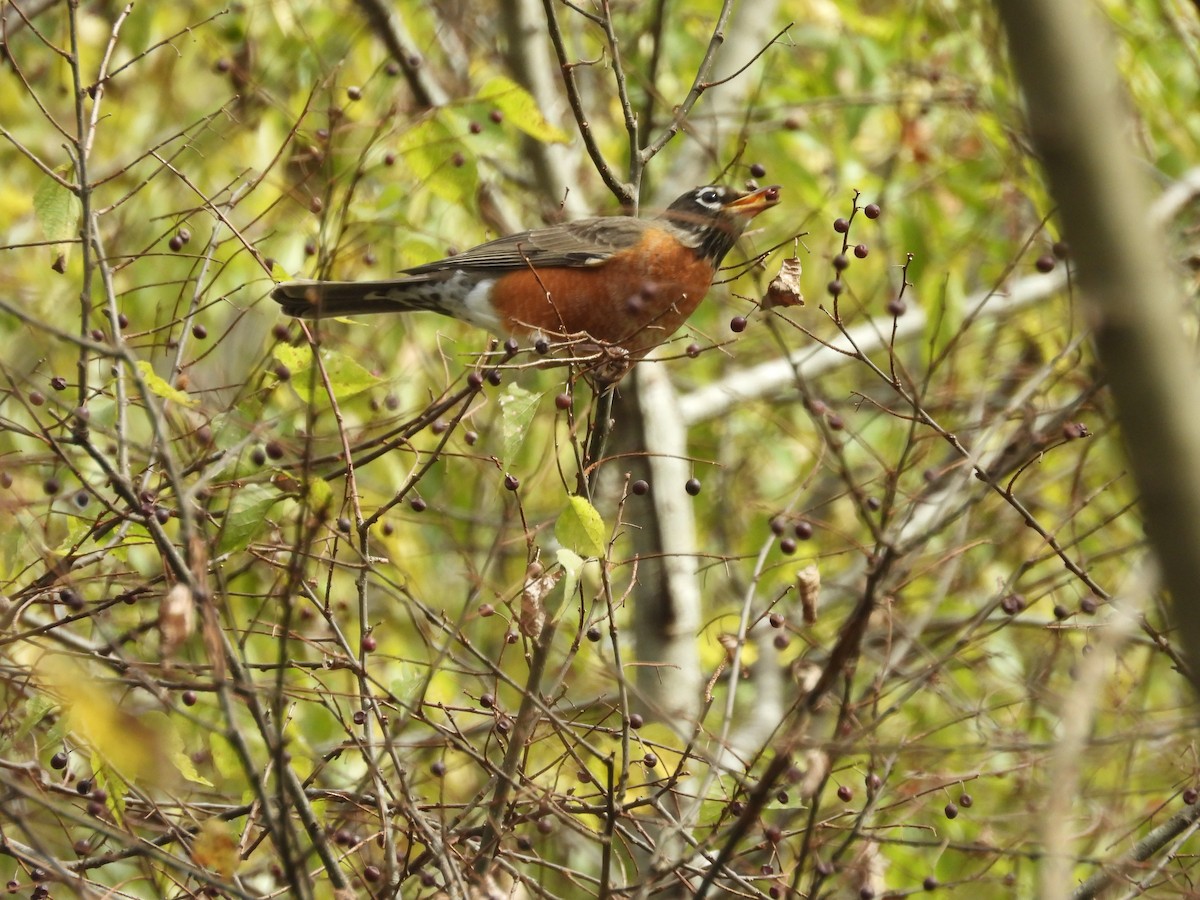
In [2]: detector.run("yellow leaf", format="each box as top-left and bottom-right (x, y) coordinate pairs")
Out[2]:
(135, 361), (197, 407)
(192, 818), (239, 878)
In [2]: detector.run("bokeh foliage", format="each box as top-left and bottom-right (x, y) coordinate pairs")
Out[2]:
(1, 0), (1198, 897)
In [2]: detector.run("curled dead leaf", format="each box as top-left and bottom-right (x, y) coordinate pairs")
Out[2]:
(763, 256), (804, 309)
(519, 561), (560, 639)
(159, 583), (195, 657)
(797, 565), (820, 624)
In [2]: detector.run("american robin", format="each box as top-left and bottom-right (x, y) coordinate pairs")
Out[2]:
(272, 184), (780, 374)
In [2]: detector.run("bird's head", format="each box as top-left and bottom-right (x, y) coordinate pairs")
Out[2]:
(661, 184), (781, 265)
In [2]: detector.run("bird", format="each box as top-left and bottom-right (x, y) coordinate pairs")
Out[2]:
(271, 184), (780, 378)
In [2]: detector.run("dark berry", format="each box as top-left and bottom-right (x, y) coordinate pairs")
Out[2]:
(959, 792), (973, 808)
(1080, 596), (1098, 615)
(361, 634), (376, 652)
(827, 413), (845, 431)
(764, 825), (782, 843)
(554, 392), (571, 410)
(272, 323), (291, 341)
(479, 603), (494, 617)
(363, 864), (380, 882)
(730, 315), (748, 333)
(480, 693), (495, 709)
(833, 217), (849, 233)
(944, 801), (958, 819)
(586, 625), (601, 642)
(410, 497), (427, 512)
(1001, 594), (1025, 615)
(923, 875), (939, 890)
(794, 520), (813, 539)
(866, 773), (882, 791)
(251, 447), (267, 466)
(768, 612), (784, 628)
(469, 121), (482, 134)
(50, 751), (68, 770)
(504, 474), (520, 491)
(182, 690), (197, 706)
(464, 430), (478, 445)
(337, 516), (351, 534)
(169, 235), (183, 252)
(50, 376), (67, 391)
(1053, 604), (1070, 620)
(43, 477), (60, 495)
(353, 709), (367, 725)
(1035, 254), (1056, 273)
(837, 784), (852, 802)
(773, 633), (789, 650)
(1184, 788), (1198, 805)
(467, 372), (484, 389)
(1052, 240), (1070, 259)
(29, 390), (45, 406)
(686, 343), (701, 358)
(631, 479), (649, 496)
(534, 338), (549, 354)
(383, 151), (396, 166)
(854, 243), (868, 259)
(273, 363), (291, 381)
(832, 253), (849, 271)
(486, 369), (502, 386)
(489, 109), (503, 123)
(431, 760), (446, 777)
(750, 162), (767, 178)
(779, 538), (797, 555)
(887, 297), (907, 316)
(643, 753), (657, 768)
(684, 478), (701, 496)
(629, 713), (644, 729)
(864, 203), (881, 219)
(827, 279), (843, 296)
(451, 151), (466, 168)
(265, 440), (285, 460)
(346, 86), (362, 101)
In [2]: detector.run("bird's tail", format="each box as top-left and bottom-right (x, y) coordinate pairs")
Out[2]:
(271, 279), (446, 319)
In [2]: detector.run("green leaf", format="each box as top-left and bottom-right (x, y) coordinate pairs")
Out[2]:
(320, 350), (380, 400)
(477, 76), (570, 143)
(304, 476), (333, 514)
(551, 547), (585, 626)
(33, 166), (81, 268)
(555, 495), (607, 558)
(217, 484), (281, 555)
(135, 360), (197, 408)
(142, 711), (213, 787)
(397, 115), (477, 203)
(498, 384), (542, 465)
(274, 344), (380, 402)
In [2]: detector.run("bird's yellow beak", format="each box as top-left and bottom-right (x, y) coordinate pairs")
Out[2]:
(724, 185), (782, 218)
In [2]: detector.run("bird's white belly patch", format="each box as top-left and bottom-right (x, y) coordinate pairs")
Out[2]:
(451, 276), (505, 334)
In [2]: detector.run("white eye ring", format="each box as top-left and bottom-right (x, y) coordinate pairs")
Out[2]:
(698, 188), (722, 207)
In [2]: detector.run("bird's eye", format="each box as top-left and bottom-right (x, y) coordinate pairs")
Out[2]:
(698, 188), (721, 207)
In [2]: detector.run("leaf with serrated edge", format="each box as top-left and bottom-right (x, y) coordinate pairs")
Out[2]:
(217, 484), (280, 555)
(555, 495), (607, 558)
(499, 384), (542, 465)
(478, 76), (570, 143)
(135, 361), (197, 407)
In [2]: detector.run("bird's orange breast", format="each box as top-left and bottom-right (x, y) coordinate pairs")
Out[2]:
(485, 228), (717, 356)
